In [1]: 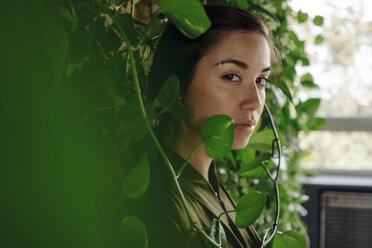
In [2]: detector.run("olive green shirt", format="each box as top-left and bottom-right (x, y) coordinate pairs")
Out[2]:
(166, 151), (261, 248)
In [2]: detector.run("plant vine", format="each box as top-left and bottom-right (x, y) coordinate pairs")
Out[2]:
(5, 0), (326, 247)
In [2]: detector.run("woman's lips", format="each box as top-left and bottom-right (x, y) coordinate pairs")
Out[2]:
(234, 123), (255, 132)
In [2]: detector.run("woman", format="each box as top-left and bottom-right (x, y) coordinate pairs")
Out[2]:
(145, 5), (278, 248)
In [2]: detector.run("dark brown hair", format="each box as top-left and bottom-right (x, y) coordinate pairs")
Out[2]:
(147, 5), (278, 100)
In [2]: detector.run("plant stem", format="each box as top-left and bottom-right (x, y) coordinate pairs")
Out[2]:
(128, 50), (221, 248)
(194, 223), (223, 248)
(217, 209), (236, 221)
(260, 162), (274, 182)
(152, 99), (174, 122)
(260, 104), (281, 248)
(214, 209), (236, 245)
(176, 140), (203, 178)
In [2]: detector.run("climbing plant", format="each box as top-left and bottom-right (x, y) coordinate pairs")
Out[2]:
(2, 0), (325, 247)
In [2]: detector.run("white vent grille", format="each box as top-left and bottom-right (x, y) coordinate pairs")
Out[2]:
(320, 191), (372, 248)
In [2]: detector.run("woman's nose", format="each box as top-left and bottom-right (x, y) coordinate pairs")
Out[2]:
(239, 81), (264, 111)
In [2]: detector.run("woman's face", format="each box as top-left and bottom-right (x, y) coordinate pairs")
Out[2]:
(182, 31), (271, 150)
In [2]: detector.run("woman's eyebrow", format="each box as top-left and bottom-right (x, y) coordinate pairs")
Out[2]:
(262, 66), (271, 72)
(215, 59), (271, 73)
(215, 59), (248, 69)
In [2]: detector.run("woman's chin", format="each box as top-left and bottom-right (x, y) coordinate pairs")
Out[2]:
(231, 136), (251, 150)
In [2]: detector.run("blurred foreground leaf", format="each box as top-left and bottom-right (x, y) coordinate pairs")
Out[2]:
(121, 215), (148, 248)
(159, 0), (211, 39)
(121, 155), (150, 199)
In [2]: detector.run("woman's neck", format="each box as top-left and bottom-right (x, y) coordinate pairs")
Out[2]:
(172, 121), (212, 182)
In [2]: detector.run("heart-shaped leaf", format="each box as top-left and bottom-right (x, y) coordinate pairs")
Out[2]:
(300, 73), (318, 88)
(247, 130), (275, 152)
(121, 215), (148, 248)
(235, 192), (266, 228)
(159, 0), (211, 39)
(296, 98), (321, 116)
(235, 147), (256, 164)
(271, 230), (306, 248)
(300, 72), (314, 83)
(297, 11), (308, 23)
(313, 15), (324, 26)
(208, 218), (227, 248)
(314, 34), (324, 45)
(238, 165), (267, 179)
(154, 75), (180, 109)
(238, 153), (272, 172)
(121, 154), (150, 199)
(201, 115), (234, 159)
(301, 81), (319, 89)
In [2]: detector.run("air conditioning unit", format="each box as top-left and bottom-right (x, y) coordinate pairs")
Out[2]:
(320, 191), (372, 248)
(300, 174), (372, 248)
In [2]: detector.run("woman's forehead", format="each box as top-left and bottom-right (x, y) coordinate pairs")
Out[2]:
(199, 31), (271, 69)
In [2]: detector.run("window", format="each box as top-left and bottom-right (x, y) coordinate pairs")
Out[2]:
(290, 0), (372, 172)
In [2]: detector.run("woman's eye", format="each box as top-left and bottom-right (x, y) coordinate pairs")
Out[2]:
(223, 73), (241, 82)
(255, 77), (270, 87)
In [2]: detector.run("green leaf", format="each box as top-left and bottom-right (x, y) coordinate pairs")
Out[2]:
(159, 0), (211, 39)
(271, 230), (306, 248)
(121, 215), (148, 248)
(297, 11), (308, 23)
(154, 75), (180, 109)
(238, 153), (272, 172)
(300, 73), (314, 83)
(308, 117), (326, 130)
(231, 0), (248, 10)
(201, 115), (234, 159)
(235, 146), (256, 164)
(226, 151), (237, 168)
(297, 98), (321, 116)
(121, 155), (150, 199)
(247, 129), (282, 152)
(238, 165), (267, 179)
(167, 100), (188, 120)
(313, 15), (324, 26)
(276, 81), (293, 102)
(208, 218), (227, 248)
(300, 56), (310, 66)
(235, 192), (266, 228)
(300, 73), (318, 88)
(115, 13), (138, 48)
(301, 81), (319, 89)
(247, 130), (273, 152)
(314, 34), (324, 45)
